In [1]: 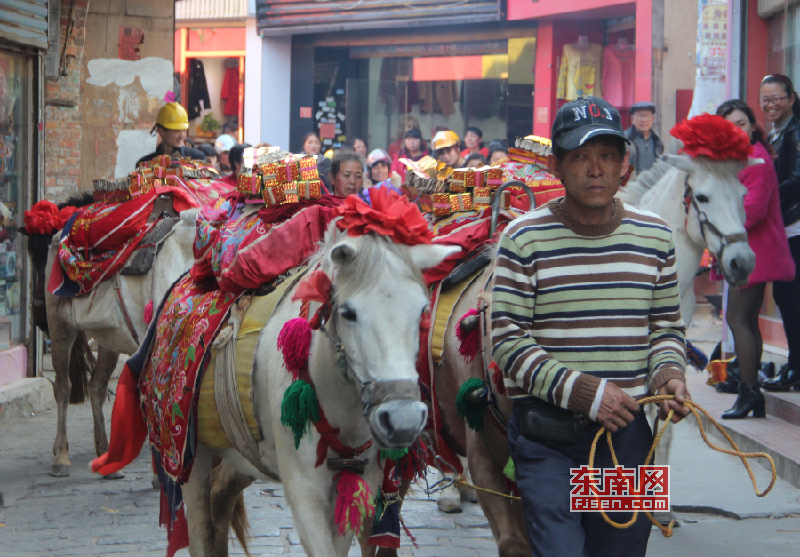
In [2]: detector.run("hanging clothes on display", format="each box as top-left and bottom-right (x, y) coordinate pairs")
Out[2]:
(220, 61), (240, 117)
(187, 59), (211, 120)
(418, 81), (459, 116)
(557, 42), (603, 101)
(378, 58), (417, 113)
(461, 79), (506, 120)
(602, 43), (636, 108)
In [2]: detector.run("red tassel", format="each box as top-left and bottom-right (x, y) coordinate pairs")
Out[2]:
(490, 361), (507, 396)
(455, 309), (480, 362)
(277, 318), (313, 379)
(334, 470), (374, 536)
(143, 300), (154, 325)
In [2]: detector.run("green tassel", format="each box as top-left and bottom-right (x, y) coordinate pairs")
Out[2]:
(456, 378), (487, 432)
(280, 380), (320, 449)
(374, 492), (385, 522)
(503, 456), (515, 482)
(380, 448), (408, 460)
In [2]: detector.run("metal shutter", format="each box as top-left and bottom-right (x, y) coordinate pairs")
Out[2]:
(0, 0), (49, 50)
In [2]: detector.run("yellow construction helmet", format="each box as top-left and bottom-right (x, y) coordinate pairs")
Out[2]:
(432, 130), (460, 151)
(156, 102), (189, 131)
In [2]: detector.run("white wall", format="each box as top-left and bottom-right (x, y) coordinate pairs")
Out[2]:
(244, 17), (263, 146)
(250, 25), (292, 149)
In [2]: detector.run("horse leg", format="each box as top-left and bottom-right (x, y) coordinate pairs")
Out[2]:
(184, 443), (215, 556)
(209, 462), (254, 557)
(90, 346), (123, 479)
(466, 427), (529, 557)
(48, 316), (77, 478)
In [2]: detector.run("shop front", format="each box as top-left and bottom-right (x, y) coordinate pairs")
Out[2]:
(0, 5), (45, 381)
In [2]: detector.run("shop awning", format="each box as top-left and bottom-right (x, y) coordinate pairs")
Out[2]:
(256, 0), (501, 36)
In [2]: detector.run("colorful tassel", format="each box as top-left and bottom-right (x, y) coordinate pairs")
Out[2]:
(380, 448), (408, 461)
(334, 470), (374, 536)
(143, 300), (154, 325)
(456, 378), (487, 432)
(455, 309), (480, 362)
(280, 380), (320, 449)
(490, 361), (507, 396)
(394, 440), (428, 483)
(277, 317), (313, 379)
(503, 456), (516, 482)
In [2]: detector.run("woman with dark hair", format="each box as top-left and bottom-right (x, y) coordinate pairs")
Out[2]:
(465, 153), (488, 168)
(461, 126), (488, 158)
(302, 132), (322, 156)
(759, 75), (800, 392)
(714, 100), (795, 417)
(487, 141), (509, 165)
(301, 131), (333, 192)
(391, 128), (429, 176)
(330, 153), (363, 197)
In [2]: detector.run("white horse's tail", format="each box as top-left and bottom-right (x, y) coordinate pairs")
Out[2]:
(617, 158), (674, 205)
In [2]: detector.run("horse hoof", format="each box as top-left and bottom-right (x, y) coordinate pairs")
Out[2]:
(50, 464), (70, 477)
(460, 487), (478, 504)
(437, 496), (463, 514)
(102, 471), (125, 480)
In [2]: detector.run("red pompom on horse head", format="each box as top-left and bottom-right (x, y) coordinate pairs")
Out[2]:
(671, 114), (753, 162)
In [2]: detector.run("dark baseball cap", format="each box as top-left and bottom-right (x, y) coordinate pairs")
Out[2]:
(551, 96), (629, 151)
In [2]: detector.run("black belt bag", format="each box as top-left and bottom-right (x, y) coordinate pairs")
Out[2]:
(519, 399), (583, 445)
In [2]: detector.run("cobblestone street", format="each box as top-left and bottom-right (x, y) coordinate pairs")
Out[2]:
(0, 388), (496, 557)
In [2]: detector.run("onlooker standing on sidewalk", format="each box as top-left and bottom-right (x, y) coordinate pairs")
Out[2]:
(461, 126), (489, 159)
(625, 101), (663, 173)
(716, 100), (795, 417)
(760, 75), (800, 392)
(391, 128), (429, 177)
(432, 130), (466, 168)
(492, 97), (689, 557)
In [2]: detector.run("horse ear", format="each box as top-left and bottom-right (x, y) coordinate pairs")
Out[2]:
(409, 244), (461, 270)
(661, 154), (696, 174)
(331, 242), (357, 266)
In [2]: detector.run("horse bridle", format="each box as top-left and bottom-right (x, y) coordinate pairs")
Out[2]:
(683, 175), (748, 264)
(318, 300), (421, 419)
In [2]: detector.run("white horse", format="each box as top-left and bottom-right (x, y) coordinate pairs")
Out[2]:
(34, 200), (198, 477)
(180, 223), (458, 556)
(618, 154), (756, 325)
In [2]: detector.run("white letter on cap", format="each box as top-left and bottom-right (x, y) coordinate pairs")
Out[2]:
(603, 108), (613, 120)
(572, 106), (587, 121)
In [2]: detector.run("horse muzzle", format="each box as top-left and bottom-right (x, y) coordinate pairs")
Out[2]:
(718, 241), (756, 288)
(362, 380), (427, 449)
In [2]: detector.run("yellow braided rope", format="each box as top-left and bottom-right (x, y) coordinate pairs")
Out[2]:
(453, 395), (777, 538)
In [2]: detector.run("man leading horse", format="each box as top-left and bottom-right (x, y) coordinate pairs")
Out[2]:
(491, 96), (691, 557)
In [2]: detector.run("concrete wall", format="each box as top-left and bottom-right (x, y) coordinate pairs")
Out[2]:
(659, 0), (699, 149)
(44, 0), (175, 197)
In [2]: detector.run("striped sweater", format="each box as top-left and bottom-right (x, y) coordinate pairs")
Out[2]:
(491, 198), (685, 420)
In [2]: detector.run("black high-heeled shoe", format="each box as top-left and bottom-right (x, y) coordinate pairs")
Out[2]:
(722, 383), (766, 419)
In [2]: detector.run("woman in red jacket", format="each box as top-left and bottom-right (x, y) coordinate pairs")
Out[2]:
(716, 100), (796, 419)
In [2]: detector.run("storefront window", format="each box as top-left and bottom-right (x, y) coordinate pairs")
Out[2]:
(0, 51), (31, 366)
(312, 37), (537, 160)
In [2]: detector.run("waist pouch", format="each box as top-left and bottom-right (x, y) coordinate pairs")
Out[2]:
(519, 398), (583, 445)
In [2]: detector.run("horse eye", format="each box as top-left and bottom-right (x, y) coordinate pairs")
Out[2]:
(696, 194), (709, 203)
(339, 306), (357, 322)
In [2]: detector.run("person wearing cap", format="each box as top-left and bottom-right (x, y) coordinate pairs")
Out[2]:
(218, 144), (250, 188)
(491, 96), (688, 557)
(215, 133), (237, 172)
(365, 148), (402, 188)
(432, 130), (466, 168)
(136, 102), (206, 166)
(625, 101), (663, 173)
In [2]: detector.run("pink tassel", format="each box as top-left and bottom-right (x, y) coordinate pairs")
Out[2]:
(277, 318), (313, 379)
(334, 470), (374, 536)
(455, 309), (480, 362)
(143, 300), (154, 325)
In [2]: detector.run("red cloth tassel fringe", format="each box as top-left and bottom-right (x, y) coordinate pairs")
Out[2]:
(277, 317), (313, 380)
(455, 309), (480, 362)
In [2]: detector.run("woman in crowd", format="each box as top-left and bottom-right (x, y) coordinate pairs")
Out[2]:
(487, 141), (509, 165)
(302, 131), (332, 193)
(461, 126), (489, 158)
(388, 116), (421, 157)
(330, 153), (364, 197)
(465, 153), (488, 168)
(367, 149), (393, 186)
(715, 99), (795, 418)
(353, 137), (368, 159)
(391, 129), (428, 177)
(759, 75), (800, 393)
(302, 132), (322, 156)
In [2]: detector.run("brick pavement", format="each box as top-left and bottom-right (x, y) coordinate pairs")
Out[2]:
(0, 387), (497, 556)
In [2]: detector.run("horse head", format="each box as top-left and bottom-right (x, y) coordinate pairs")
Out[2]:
(316, 226), (459, 449)
(662, 154), (756, 287)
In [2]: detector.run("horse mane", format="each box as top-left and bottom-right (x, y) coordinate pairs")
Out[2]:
(310, 220), (426, 303)
(58, 193), (95, 210)
(618, 158), (674, 205)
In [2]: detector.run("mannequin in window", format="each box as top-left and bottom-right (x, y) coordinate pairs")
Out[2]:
(557, 36), (603, 100)
(574, 35), (590, 51)
(617, 37), (629, 50)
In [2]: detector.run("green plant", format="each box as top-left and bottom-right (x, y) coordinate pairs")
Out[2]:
(198, 113), (221, 132)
